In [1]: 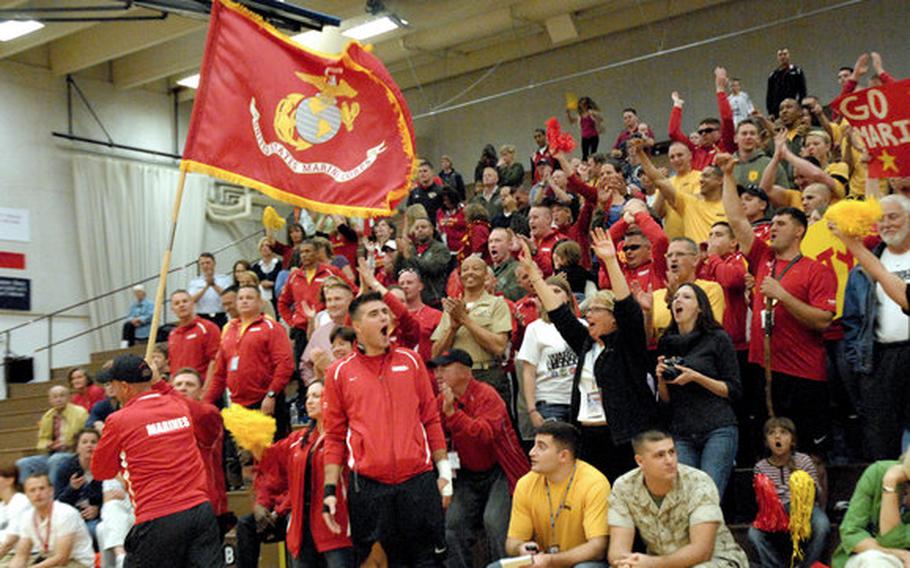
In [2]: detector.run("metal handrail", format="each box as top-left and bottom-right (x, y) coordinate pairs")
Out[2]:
(0, 228), (264, 337)
(1, 228), (266, 376)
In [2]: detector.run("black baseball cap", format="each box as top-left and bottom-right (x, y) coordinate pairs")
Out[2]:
(427, 349), (473, 369)
(94, 366), (113, 384)
(737, 184), (770, 204)
(110, 354), (153, 384)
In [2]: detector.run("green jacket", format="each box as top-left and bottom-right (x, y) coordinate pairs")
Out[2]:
(832, 461), (910, 568)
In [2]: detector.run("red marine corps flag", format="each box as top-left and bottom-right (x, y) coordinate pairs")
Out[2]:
(181, 0), (416, 217)
(833, 77), (910, 178)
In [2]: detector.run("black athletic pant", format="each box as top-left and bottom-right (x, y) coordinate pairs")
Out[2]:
(861, 341), (910, 460)
(124, 501), (223, 568)
(348, 471), (446, 567)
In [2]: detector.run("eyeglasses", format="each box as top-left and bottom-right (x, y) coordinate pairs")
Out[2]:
(586, 306), (612, 314)
(622, 244), (643, 252)
(697, 127), (718, 135)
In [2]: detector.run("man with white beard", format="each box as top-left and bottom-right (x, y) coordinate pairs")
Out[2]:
(841, 194), (910, 459)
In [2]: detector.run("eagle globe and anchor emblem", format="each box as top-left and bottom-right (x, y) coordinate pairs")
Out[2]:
(250, 67), (387, 181)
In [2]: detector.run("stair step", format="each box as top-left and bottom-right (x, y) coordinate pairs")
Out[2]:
(0, 446), (36, 462)
(0, 394), (51, 414)
(7, 380), (67, 399)
(89, 345), (148, 364)
(0, 410), (45, 430)
(0, 426), (39, 449)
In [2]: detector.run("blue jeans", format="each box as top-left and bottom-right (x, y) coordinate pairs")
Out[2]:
(16, 452), (74, 489)
(536, 402), (571, 423)
(674, 425), (738, 497)
(748, 504), (830, 567)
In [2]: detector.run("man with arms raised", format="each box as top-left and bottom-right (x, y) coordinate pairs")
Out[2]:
(322, 292), (452, 566)
(608, 431), (748, 567)
(719, 152), (837, 457)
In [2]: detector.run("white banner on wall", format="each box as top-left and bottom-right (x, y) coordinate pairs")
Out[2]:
(0, 207), (30, 242)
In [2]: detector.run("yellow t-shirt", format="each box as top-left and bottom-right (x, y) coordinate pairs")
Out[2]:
(800, 221), (852, 319)
(669, 192), (727, 245)
(507, 460), (610, 552)
(664, 170), (702, 240)
(652, 279), (726, 338)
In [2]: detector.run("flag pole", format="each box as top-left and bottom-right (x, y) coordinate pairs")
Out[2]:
(144, 169), (187, 362)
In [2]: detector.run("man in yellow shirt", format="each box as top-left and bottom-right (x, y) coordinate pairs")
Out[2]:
(632, 140), (725, 245)
(659, 142), (702, 239)
(650, 238), (725, 340)
(500, 422), (609, 567)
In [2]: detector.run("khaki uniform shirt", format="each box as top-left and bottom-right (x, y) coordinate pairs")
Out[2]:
(608, 464), (748, 567)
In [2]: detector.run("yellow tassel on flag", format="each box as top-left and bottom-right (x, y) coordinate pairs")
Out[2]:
(788, 469), (815, 567)
(262, 205), (286, 232)
(221, 405), (276, 460)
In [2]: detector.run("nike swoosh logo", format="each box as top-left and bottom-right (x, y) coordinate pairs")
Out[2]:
(813, 436), (827, 445)
(435, 547), (447, 554)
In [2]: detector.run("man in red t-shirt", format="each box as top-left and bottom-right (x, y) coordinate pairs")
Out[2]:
(91, 355), (222, 567)
(720, 153), (836, 455)
(168, 290), (221, 383)
(322, 292), (451, 566)
(602, 199), (669, 292)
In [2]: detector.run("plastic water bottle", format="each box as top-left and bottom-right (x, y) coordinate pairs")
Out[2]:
(289, 401), (299, 426)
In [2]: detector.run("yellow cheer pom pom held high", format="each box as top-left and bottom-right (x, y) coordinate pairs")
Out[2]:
(262, 205), (286, 232)
(823, 197), (882, 239)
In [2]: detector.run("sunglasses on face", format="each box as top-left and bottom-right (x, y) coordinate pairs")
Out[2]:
(697, 127), (717, 135)
(622, 244), (643, 252)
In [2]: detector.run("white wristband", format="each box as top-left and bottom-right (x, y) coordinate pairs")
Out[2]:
(436, 459), (453, 496)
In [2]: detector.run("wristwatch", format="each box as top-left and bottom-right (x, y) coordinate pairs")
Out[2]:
(266, 390), (276, 399)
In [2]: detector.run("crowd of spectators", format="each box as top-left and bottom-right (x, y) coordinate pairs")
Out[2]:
(4, 47), (910, 568)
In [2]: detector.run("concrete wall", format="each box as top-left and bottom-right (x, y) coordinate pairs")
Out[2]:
(0, 60), (257, 383)
(403, 0), (907, 174)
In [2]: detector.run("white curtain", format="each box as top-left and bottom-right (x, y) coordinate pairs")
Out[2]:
(73, 155), (212, 350)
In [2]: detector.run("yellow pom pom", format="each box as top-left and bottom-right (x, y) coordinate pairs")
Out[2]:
(221, 404), (276, 460)
(565, 92), (579, 111)
(262, 206), (286, 232)
(788, 469), (816, 567)
(823, 197), (882, 239)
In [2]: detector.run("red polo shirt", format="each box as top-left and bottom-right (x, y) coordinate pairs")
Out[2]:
(533, 230), (566, 278)
(410, 305), (443, 362)
(168, 316), (221, 378)
(91, 391), (209, 524)
(205, 315), (294, 406)
(699, 252), (749, 350)
(746, 238), (837, 381)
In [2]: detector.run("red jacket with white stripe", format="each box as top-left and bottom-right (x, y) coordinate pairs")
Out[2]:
(323, 347), (446, 484)
(205, 315), (293, 407)
(168, 316), (221, 377)
(254, 427), (352, 555)
(91, 390), (209, 524)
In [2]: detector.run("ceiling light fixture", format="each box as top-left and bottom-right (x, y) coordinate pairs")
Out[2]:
(0, 20), (44, 42)
(341, 16), (399, 40)
(177, 73), (200, 89)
